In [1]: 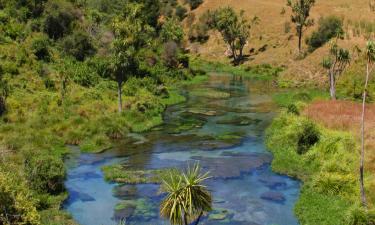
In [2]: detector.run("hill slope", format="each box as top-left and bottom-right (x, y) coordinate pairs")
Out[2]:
(186, 0), (374, 86)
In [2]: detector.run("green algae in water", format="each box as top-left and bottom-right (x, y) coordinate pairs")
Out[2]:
(102, 165), (178, 184)
(216, 116), (261, 126)
(190, 89), (230, 99)
(164, 113), (208, 134)
(208, 208), (233, 221)
(115, 198), (157, 220)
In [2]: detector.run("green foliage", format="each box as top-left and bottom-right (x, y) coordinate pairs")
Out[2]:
(187, 0), (203, 10)
(160, 163), (212, 225)
(160, 19), (184, 43)
(30, 33), (51, 61)
(24, 153), (66, 194)
(345, 206), (375, 225)
(211, 7), (254, 63)
(188, 11), (212, 43)
(191, 58), (282, 80)
(175, 5), (187, 21)
(287, 0), (315, 51)
(296, 120), (320, 154)
(0, 168), (40, 225)
(307, 16), (344, 52)
(266, 110), (372, 224)
(61, 31), (96, 61)
(43, 1), (77, 39)
(272, 89), (328, 107)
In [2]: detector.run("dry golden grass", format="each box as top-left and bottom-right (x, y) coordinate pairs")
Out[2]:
(304, 100), (375, 173)
(186, 0), (372, 86)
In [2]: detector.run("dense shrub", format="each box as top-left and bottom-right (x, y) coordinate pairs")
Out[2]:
(131, 88), (164, 115)
(162, 41), (179, 68)
(43, 1), (76, 39)
(296, 120), (320, 154)
(175, 5), (187, 21)
(0, 169), (40, 225)
(30, 33), (50, 61)
(24, 153), (66, 194)
(187, 0), (203, 10)
(61, 31), (96, 61)
(287, 103), (300, 115)
(68, 61), (101, 87)
(345, 206), (375, 225)
(188, 11), (213, 43)
(306, 16), (344, 52)
(160, 19), (184, 43)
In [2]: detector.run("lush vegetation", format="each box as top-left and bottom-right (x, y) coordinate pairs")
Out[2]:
(307, 16), (344, 52)
(266, 96), (375, 224)
(1, 0), (375, 224)
(0, 0), (206, 224)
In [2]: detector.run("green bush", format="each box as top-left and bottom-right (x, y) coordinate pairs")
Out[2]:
(61, 31), (96, 61)
(43, 1), (76, 39)
(160, 19), (184, 43)
(306, 16), (344, 52)
(345, 206), (375, 225)
(175, 5), (187, 21)
(24, 153), (66, 194)
(0, 169), (40, 225)
(30, 33), (50, 61)
(287, 103), (300, 115)
(187, 0), (203, 10)
(297, 120), (320, 154)
(68, 60), (101, 87)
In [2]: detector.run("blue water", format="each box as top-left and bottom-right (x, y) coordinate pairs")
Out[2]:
(63, 74), (300, 225)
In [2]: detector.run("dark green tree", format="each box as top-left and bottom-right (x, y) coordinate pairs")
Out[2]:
(287, 0), (315, 53)
(110, 2), (154, 113)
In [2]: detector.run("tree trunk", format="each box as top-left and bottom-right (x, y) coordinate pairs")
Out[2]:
(183, 213), (188, 225)
(230, 42), (237, 64)
(194, 211), (203, 225)
(329, 70), (336, 100)
(298, 27), (303, 53)
(360, 61), (370, 207)
(117, 80), (123, 113)
(0, 96), (5, 116)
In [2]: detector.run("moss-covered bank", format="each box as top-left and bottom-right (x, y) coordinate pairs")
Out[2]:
(266, 110), (375, 225)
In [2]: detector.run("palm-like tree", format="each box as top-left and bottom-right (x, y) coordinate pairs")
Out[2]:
(160, 163), (212, 225)
(360, 41), (375, 207)
(322, 41), (351, 100)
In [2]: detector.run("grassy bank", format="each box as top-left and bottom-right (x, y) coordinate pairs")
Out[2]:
(266, 98), (375, 224)
(190, 58), (283, 80)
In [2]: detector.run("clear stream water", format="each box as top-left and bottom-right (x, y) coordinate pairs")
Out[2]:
(63, 74), (300, 225)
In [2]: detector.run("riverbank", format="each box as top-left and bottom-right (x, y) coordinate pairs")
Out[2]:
(266, 91), (375, 224)
(0, 69), (207, 224)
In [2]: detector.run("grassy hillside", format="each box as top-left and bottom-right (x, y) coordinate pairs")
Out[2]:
(185, 0), (374, 87)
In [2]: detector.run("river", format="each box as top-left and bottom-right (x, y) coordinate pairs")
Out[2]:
(63, 74), (300, 225)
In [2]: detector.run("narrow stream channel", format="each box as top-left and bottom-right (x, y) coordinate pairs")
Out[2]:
(63, 74), (300, 225)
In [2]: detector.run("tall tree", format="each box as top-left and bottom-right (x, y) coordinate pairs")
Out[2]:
(322, 41), (350, 100)
(212, 7), (256, 64)
(110, 3), (154, 113)
(0, 74), (8, 116)
(287, 0), (315, 53)
(360, 41), (375, 207)
(160, 164), (212, 225)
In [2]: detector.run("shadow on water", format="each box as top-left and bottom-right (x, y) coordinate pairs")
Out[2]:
(63, 74), (300, 225)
